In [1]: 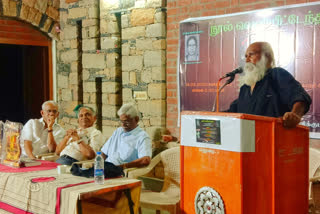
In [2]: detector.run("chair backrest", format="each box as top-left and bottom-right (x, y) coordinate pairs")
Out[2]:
(160, 146), (180, 195)
(310, 148), (320, 179)
(309, 148), (320, 199)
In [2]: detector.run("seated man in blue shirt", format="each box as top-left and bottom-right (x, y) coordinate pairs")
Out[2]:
(101, 103), (152, 169)
(227, 41), (311, 129)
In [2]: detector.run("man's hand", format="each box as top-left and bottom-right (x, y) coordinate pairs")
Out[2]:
(282, 112), (301, 129)
(47, 115), (55, 130)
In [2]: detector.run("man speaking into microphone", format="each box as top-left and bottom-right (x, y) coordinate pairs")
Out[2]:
(226, 42), (311, 129)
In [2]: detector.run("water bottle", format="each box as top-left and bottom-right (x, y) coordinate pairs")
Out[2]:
(94, 151), (104, 184)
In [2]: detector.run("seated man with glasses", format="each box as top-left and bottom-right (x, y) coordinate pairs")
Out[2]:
(21, 100), (66, 159)
(227, 42), (311, 129)
(55, 106), (104, 165)
(101, 103), (152, 169)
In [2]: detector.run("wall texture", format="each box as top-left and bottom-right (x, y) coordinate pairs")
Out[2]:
(0, 0), (60, 39)
(166, 0), (320, 137)
(57, 0), (167, 143)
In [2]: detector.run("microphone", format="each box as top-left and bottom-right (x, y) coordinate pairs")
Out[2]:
(222, 67), (243, 78)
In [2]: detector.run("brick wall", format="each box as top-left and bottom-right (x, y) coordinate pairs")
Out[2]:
(0, 0), (60, 39)
(0, 19), (50, 42)
(166, 0), (319, 138)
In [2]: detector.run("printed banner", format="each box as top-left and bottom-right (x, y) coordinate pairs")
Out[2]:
(179, 3), (320, 138)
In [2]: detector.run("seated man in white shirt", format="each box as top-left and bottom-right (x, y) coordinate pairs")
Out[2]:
(55, 106), (104, 165)
(21, 100), (65, 159)
(101, 103), (152, 169)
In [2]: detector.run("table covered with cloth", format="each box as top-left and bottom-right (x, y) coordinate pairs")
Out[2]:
(0, 160), (141, 214)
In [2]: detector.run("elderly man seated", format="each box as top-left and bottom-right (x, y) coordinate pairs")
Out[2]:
(21, 100), (65, 159)
(55, 106), (104, 165)
(101, 103), (152, 169)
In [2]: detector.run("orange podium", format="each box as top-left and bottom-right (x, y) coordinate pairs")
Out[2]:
(180, 111), (309, 214)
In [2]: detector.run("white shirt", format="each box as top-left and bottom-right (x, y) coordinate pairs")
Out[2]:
(101, 126), (152, 165)
(60, 127), (104, 161)
(20, 118), (65, 156)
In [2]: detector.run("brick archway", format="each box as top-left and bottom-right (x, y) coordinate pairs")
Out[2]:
(0, 0), (60, 40)
(0, 0), (60, 123)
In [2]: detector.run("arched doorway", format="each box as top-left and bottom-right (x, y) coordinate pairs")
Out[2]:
(0, 18), (52, 123)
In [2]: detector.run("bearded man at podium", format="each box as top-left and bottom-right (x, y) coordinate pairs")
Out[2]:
(227, 42), (311, 129)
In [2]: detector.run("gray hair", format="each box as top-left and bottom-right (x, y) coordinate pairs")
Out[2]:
(42, 100), (58, 110)
(261, 42), (275, 68)
(78, 106), (96, 117)
(117, 103), (140, 118)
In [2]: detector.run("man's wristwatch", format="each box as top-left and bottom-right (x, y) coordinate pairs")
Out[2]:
(48, 129), (53, 132)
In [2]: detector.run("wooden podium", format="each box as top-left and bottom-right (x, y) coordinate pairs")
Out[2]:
(180, 111), (309, 214)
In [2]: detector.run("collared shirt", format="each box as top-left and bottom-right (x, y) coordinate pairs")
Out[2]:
(60, 127), (104, 161)
(101, 126), (152, 165)
(227, 67), (312, 117)
(20, 118), (65, 156)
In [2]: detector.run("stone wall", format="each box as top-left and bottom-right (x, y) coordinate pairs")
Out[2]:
(57, 0), (167, 142)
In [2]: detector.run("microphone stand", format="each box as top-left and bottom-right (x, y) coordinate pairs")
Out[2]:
(212, 75), (235, 112)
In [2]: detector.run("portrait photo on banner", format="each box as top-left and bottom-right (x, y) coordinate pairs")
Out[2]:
(185, 34), (200, 62)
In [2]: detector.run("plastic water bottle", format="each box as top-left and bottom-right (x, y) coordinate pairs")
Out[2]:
(94, 151), (104, 184)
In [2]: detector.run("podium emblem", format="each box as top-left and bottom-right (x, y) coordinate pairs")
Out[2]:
(195, 186), (225, 214)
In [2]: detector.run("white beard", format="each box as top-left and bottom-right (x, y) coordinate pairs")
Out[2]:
(238, 55), (268, 87)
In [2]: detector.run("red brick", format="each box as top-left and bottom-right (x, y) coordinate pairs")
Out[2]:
(202, 11), (217, 16)
(189, 5), (205, 13)
(167, 75), (177, 82)
(216, 8), (227, 15)
(167, 112), (178, 119)
(226, 7), (241, 14)
(167, 119), (176, 127)
(167, 61), (177, 68)
(167, 68), (177, 74)
(231, 0), (240, 6)
(167, 8), (179, 16)
(0, 32), (7, 37)
(286, 0), (307, 4)
(178, 0), (191, 7)
(201, 0), (213, 3)
(180, 7), (189, 14)
(167, 1), (177, 7)
(167, 46), (178, 52)
(239, 0), (258, 3)
(15, 26), (33, 33)
(167, 53), (177, 59)
(167, 23), (179, 31)
(167, 91), (177, 97)
(167, 97), (178, 104)
(0, 20), (7, 25)
(0, 25), (16, 32)
(167, 30), (179, 38)
(204, 3), (216, 10)
(167, 38), (179, 45)
(167, 105), (178, 113)
(216, 0), (230, 8)
(167, 83), (177, 90)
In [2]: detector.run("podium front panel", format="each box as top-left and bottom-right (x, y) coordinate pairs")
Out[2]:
(180, 111), (309, 214)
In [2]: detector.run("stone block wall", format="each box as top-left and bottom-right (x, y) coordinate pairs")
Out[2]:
(57, 0), (167, 142)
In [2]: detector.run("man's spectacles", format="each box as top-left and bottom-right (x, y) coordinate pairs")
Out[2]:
(44, 110), (58, 114)
(245, 51), (259, 59)
(120, 119), (133, 125)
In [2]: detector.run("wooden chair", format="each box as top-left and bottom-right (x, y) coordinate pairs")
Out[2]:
(128, 147), (180, 214)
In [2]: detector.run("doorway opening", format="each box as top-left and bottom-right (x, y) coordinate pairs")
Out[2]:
(0, 18), (52, 124)
(0, 44), (50, 124)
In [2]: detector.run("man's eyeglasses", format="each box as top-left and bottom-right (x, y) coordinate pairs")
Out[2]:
(120, 119), (133, 125)
(245, 51), (259, 59)
(44, 110), (58, 114)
